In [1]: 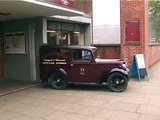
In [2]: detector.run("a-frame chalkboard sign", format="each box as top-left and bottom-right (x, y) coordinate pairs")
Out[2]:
(130, 54), (149, 81)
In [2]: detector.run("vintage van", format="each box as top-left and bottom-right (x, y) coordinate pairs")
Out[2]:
(40, 44), (129, 92)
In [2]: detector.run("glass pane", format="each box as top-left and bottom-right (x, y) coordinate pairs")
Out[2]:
(47, 31), (56, 45)
(149, 1), (160, 43)
(73, 32), (84, 45)
(47, 22), (61, 30)
(82, 50), (92, 60)
(74, 24), (84, 32)
(62, 23), (73, 31)
(73, 50), (91, 61)
(59, 32), (69, 45)
(73, 50), (82, 60)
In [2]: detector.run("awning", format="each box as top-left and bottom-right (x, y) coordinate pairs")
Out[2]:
(0, 0), (85, 21)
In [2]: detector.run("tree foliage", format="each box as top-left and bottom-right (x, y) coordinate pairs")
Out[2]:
(149, 0), (160, 25)
(149, 0), (160, 42)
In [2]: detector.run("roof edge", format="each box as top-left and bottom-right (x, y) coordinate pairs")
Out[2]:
(22, 0), (85, 16)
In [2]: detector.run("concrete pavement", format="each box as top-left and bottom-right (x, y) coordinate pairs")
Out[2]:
(0, 79), (39, 96)
(0, 61), (160, 120)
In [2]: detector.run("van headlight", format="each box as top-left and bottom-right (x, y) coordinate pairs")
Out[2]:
(121, 61), (128, 69)
(122, 63), (127, 68)
(120, 62), (129, 73)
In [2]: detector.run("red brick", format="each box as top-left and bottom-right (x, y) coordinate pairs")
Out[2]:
(120, 0), (148, 68)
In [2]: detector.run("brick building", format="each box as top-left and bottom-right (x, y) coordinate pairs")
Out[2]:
(96, 0), (160, 69)
(120, 0), (160, 68)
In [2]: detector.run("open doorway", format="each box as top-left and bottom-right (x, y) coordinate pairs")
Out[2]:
(0, 23), (4, 79)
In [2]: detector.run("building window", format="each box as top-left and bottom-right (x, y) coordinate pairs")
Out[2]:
(149, 1), (160, 44)
(47, 21), (84, 45)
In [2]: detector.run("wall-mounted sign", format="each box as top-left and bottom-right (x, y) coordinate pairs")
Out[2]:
(61, 0), (69, 6)
(5, 32), (26, 54)
(130, 54), (149, 81)
(45, 0), (75, 8)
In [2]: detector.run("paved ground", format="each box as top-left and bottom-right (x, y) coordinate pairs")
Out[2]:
(0, 80), (39, 96)
(0, 62), (160, 120)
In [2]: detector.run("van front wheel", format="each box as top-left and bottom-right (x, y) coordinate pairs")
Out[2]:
(49, 72), (68, 90)
(107, 72), (128, 92)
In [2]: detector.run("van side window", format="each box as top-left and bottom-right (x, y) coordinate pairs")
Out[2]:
(73, 50), (92, 61)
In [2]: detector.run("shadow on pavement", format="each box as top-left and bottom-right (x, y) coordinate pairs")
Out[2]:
(0, 79), (40, 96)
(40, 83), (111, 92)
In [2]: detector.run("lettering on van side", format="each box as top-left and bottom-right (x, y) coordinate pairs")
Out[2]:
(42, 59), (66, 65)
(43, 51), (69, 60)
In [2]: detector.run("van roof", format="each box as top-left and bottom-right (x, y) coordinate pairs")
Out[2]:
(40, 44), (97, 50)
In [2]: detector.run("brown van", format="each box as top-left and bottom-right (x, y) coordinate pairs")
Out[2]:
(40, 44), (129, 92)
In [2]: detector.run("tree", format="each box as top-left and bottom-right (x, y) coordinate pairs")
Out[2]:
(149, 0), (160, 42)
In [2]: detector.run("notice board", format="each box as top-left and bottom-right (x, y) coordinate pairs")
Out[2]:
(5, 32), (26, 54)
(130, 54), (149, 81)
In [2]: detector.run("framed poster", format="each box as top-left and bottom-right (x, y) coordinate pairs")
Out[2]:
(136, 54), (146, 69)
(5, 32), (26, 54)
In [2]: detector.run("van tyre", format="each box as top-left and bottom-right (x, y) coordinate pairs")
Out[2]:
(107, 72), (128, 92)
(49, 72), (68, 90)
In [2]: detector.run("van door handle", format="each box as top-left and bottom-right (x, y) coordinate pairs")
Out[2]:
(71, 64), (74, 67)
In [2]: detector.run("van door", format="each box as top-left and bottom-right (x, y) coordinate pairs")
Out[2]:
(69, 49), (98, 82)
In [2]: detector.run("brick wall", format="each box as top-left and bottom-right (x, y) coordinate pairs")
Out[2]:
(148, 45), (160, 67)
(120, 0), (149, 68)
(94, 45), (120, 59)
(122, 45), (143, 68)
(74, 0), (92, 16)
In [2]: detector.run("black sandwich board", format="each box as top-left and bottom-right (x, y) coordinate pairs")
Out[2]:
(130, 54), (149, 81)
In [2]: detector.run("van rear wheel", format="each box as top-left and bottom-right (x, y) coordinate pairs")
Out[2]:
(49, 72), (67, 90)
(107, 72), (128, 92)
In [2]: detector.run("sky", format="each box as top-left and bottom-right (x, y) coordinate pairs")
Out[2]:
(93, 0), (120, 26)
